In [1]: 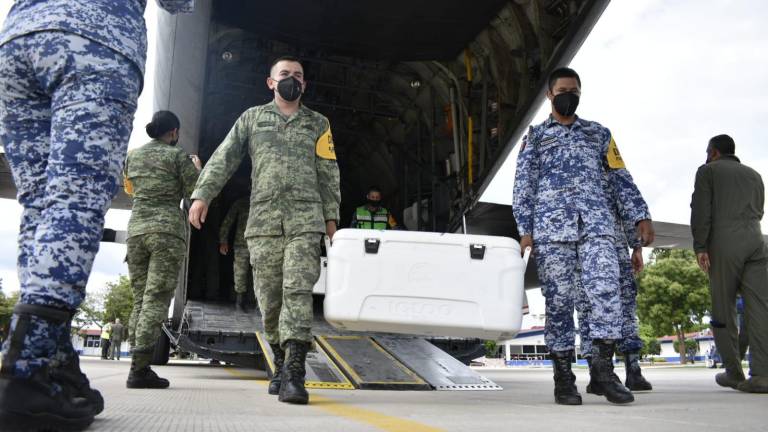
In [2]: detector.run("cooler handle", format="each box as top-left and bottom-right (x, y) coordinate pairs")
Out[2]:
(364, 238), (381, 254)
(522, 247), (532, 267)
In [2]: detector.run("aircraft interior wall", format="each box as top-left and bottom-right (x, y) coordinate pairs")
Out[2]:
(184, 0), (606, 302)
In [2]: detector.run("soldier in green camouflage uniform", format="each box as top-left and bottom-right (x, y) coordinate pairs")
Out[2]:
(219, 196), (251, 312)
(189, 57), (340, 405)
(124, 111), (201, 389)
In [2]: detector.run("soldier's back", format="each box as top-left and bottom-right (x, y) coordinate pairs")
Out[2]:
(125, 140), (190, 240)
(706, 156), (764, 229)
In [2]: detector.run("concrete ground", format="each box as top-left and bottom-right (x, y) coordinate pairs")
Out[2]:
(81, 357), (767, 432)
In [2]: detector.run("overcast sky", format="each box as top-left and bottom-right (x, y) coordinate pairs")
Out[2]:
(1, 1), (767, 318)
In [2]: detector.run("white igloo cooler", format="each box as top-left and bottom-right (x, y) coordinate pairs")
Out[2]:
(324, 229), (528, 340)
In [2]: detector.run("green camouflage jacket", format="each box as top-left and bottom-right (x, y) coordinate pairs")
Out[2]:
(219, 197), (249, 248)
(192, 101), (341, 237)
(124, 139), (199, 241)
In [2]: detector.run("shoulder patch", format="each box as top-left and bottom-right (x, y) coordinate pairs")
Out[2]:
(606, 136), (626, 169)
(123, 175), (134, 196)
(316, 126), (336, 160)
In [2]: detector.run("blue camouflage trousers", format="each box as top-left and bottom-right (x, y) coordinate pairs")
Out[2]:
(0, 32), (140, 377)
(577, 245), (643, 357)
(535, 236), (622, 352)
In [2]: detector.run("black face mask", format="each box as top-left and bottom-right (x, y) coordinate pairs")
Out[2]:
(275, 76), (303, 102)
(553, 92), (580, 117)
(367, 199), (381, 208)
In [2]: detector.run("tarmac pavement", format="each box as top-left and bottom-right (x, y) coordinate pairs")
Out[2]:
(80, 357), (767, 432)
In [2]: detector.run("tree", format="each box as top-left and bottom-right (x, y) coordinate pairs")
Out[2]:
(0, 289), (20, 341)
(484, 340), (498, 358)
(72, 275), (133, 337)
(638, 323), (661, 357)
(673, 338), (699, 361)
(73, 292), (105, 334)
(637, 249), (710, 364)
(103, 275), (134, 326)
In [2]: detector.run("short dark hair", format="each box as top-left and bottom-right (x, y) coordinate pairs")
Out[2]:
(270, 56), (303, 74)
(709, 134), (735, 155)
(367, 185), (382, 194)
(548, 67), (581, 91)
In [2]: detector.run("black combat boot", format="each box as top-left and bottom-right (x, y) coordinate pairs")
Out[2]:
(624, 352), (652, 391)
(585, 356), (599, 394)
(126, 349), (170, 389)
(52, 348), (105, 415)
(278, 340), (310, 405)
(550, 350), (582, 405)
(0, 304), (96, 430)
(592, 340), (634, 404)
(236, 293), (249, 313)
(586, 355), (623, 396)
(268, 343), (285, 395)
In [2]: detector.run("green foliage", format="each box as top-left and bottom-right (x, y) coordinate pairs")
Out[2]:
(638, 323), (661, 357)
(673, 338), (699, 354)
(103, 275), (133, 325)
(484, 340), (498, 358)
(0, 289), (20, 336)
(637, 249), (710, 363)
(72, 275), (133, 334)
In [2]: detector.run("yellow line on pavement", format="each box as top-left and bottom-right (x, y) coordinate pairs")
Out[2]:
(309, 394), (444, 432)
(225, 367), (443, 432)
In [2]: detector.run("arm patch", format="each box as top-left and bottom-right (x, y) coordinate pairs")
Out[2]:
(606, 136), (626, 169)
(316, 126), (336, 160)
(123, 175), (134, 196)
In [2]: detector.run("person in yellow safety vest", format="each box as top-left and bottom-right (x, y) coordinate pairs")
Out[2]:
(350, 186), (398, 230)
(100, 322), (112, 360)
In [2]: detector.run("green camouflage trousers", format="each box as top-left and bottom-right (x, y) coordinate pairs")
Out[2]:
(233, 246), (250, 295)
(248, 232), (321, 346)
(126, 233), (186, 352)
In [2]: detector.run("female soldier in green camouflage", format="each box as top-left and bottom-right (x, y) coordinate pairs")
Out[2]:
(123, 111), (201, 388)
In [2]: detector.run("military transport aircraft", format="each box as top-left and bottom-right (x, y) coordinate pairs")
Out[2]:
(0, 0), (723, 392)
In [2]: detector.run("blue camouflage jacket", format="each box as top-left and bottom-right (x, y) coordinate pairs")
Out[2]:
(0, 0), (194, 79)
(512, 115), (650, 243)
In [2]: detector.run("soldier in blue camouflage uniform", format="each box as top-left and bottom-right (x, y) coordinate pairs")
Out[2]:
(0, 1), (194, 429)
(577, 188), (653, 394)
(219, 196), (252, 312)
(189, 57), (341, 405)
(513, 67), (653, 406)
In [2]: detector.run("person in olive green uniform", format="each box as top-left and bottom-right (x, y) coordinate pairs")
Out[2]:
(189, 57), (341, 405)
(350, 186), (398, 230)
(109, 318), (125, 360)
(124, 111), (201, 389)
(219, 196), (251, 312)
(691, 134), (768, 393)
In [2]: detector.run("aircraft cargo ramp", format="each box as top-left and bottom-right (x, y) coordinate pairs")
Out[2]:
(170, 300), (501, 392)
